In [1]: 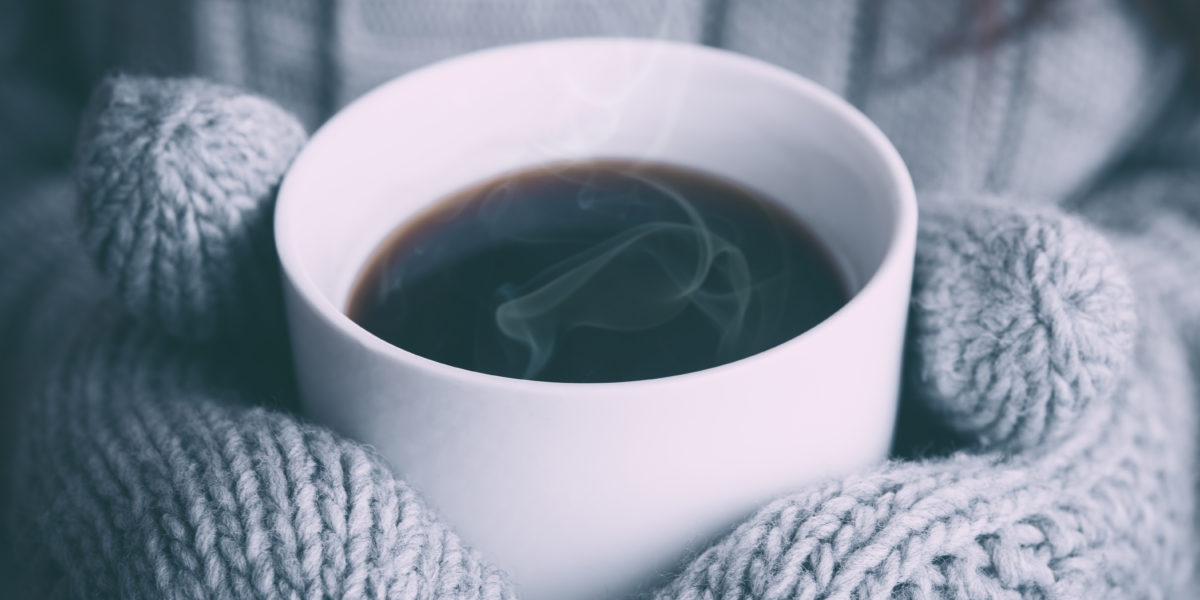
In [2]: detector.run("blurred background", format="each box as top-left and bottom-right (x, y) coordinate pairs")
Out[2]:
(5, 0), (1198, 177)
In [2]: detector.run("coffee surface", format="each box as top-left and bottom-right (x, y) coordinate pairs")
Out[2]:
(347, 160), (849, 382)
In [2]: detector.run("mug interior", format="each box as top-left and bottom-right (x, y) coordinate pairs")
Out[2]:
(276, 38), (911, 370)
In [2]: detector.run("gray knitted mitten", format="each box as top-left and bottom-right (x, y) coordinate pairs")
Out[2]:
(8, 75), (1195, 598)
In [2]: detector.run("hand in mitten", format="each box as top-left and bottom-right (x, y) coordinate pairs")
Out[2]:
(11, 76), (517, 599)
(8, 75), (1194, 599)
(659, 199), (1196, 598)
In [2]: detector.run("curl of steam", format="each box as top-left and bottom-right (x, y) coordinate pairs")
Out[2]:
(494, 175), (754, 379)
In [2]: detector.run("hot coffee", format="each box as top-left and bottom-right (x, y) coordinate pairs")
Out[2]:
(347, 160), (849, 383)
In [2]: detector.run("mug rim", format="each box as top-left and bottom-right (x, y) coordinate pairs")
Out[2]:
(275, 36), (917, 392)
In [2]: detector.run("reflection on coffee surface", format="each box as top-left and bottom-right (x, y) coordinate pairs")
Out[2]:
(346, 160), (849, 383)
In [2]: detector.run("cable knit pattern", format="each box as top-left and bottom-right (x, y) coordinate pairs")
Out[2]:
(75, 75), (307, 342)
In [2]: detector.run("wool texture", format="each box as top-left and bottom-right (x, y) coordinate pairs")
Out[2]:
(2, 0), (1199, 597)
(11, 319), (518, 599)
(910, 199), (1137, 449)
(654, 201), (1197, 598)
(3, 0), (1176, 199)
(75, 75), (308, 343)
(2, 74), (1197, 598)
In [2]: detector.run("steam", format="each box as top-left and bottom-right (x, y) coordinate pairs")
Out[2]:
(494, 174), (754, 379)
(522, 3), (693, 165)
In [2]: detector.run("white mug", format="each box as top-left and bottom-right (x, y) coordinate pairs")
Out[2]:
(276, 38), (916, 600)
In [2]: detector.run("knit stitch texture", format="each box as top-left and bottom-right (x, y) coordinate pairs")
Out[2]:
(3, 1), (1200, 598)
(75, 75), (307, 343)
(2, 74), (1196, 599)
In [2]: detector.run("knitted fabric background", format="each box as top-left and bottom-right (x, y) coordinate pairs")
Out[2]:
(2, 0), (1199, 597)
(3, 0), (1180, 194)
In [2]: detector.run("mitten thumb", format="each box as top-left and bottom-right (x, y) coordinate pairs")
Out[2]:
(907, 198), (1137, 450)
(75, 75), (308, 343)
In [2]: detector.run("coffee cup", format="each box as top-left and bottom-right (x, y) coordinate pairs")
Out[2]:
(275, 38), (916, 600)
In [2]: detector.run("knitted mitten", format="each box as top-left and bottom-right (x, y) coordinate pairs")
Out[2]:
(7, 75), (1195, 598)
(658, 202), (1197, 598)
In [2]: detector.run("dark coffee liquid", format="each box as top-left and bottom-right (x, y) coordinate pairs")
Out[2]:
(347, 160), (849, 383)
